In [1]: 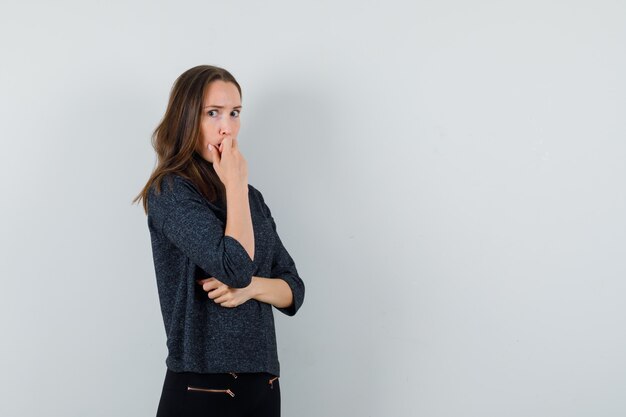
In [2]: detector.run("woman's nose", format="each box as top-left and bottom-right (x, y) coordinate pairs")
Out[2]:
(219, 123), (231, 135)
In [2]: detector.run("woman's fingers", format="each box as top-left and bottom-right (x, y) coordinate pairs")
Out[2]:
(208, 143), (220, 164)
(211, 136), (247, 189)
(208, 285), (226, 299)
(208, 289), (224, 300)
(221, 136), (232, 151)
(195, 277), (240, 306)
(213, 294), (229, 304)
(197, 277), (218, 291)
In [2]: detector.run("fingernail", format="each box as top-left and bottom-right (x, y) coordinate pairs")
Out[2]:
(208, 144), (213, 151)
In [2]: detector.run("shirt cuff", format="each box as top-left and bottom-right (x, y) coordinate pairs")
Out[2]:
(223, 235), (256, 288)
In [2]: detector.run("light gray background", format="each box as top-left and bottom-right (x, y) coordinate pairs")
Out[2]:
(1, 1), (624, 416)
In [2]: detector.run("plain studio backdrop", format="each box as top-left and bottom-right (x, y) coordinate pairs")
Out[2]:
(1, 1), (624, 416)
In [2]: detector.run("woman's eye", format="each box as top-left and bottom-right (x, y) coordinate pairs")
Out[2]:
(206, 109), (240, 117)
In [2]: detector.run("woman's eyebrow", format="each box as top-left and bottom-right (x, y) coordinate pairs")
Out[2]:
(203, 105), (242, 109)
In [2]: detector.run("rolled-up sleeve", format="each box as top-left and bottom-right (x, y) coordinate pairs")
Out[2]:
(151, 178), (256, 289)
(258, 190), (305, 317)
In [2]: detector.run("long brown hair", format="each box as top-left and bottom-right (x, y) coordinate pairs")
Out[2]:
(132, 65), (242, 214)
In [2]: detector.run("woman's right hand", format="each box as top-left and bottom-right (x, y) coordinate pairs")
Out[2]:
(209, 136), (248, 189)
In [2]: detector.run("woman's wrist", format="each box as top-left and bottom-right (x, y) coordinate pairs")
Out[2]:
(247, 276), (294, 308)
(225, 182), (248, 195)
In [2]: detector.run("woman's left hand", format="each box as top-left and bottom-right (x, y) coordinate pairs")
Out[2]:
(196, 277), (254, 308)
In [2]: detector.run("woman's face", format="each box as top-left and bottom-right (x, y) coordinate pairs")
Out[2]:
(196, 80), (242, 163)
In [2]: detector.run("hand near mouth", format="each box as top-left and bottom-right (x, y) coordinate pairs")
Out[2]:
(208, 136), (248, 189)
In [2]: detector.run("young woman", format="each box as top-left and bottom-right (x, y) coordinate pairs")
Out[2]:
(133, 65), (305, 417)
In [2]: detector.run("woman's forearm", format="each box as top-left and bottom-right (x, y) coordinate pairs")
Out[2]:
(224, 184), (255, 261)
(249, 276), (293, 308)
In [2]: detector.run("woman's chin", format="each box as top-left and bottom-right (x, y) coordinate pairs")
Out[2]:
(196, 152), (212, 163)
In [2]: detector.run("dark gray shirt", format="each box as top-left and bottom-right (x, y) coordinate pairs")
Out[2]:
(146, 173), (305, 377)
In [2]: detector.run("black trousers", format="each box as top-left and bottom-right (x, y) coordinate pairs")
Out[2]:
(156, 368), (280, 417)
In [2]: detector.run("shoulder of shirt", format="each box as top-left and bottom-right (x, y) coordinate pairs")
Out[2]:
(151, 174), (265, 204)
(248, 183), (267, 204)
(147, 173), (201, 213)
(248, 183), (260, 197)
(247, 183), (272, 219)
